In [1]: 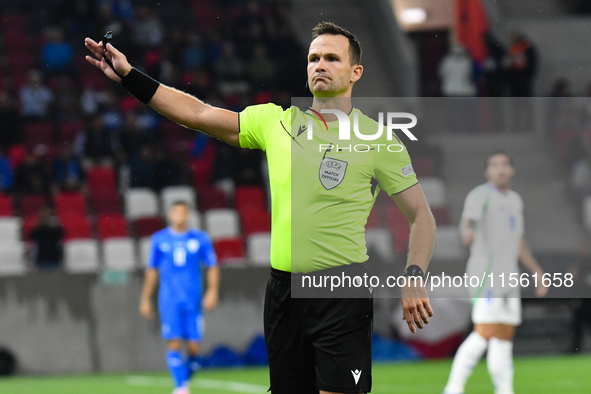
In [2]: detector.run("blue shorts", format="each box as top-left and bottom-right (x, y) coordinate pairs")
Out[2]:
(159, 304), (204, 342)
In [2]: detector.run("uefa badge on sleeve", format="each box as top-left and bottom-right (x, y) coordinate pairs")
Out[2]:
(319, 157), (348, 190)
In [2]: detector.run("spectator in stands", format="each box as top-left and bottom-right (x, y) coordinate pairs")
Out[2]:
(439, 44), (477, 133)
(438, 44), (476, 97)
(54, 75), (79, 121)
(0, 90), (21, 150)
(13, 151), (50, 194)
(41, 27), (74, 74)
(78, 116), (117, 168)
(132, 4), (164, 47)
(482, 31), (507, 97)
(235, 148), (264, 186)
(0, 149), (14, 192)
(215, 41), (249, 95)
(118, 111), (151, 160)
(153, 146), (181, 191)
(507, 30), (537, 97)
(54, 146), (84, 192)
(550, 78), (572, 97)
(30, 206), (64, 270)
(248, 43), (277, 89)
(80, 85), (107, 116)
(129, 144), (157, 189)
(19, 70), (53, 118)
(98, 89), (124, 130)
(183, 31), (206, 70)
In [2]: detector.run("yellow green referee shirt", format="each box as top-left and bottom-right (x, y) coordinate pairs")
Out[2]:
(239, 103), (418, 273)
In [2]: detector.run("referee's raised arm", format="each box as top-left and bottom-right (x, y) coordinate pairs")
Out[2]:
(84, 38), (240, 147)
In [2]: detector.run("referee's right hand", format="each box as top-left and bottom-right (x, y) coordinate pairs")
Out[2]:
(84, 38), (132, 83)
(401, 283), (433, 333)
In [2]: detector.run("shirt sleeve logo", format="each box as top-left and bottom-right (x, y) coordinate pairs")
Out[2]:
(401, 164), (414, 178)
(319, 157), (348, 190)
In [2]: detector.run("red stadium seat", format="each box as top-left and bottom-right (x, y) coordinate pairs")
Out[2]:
(133, 217), (165, 239)
(191, 144), (216, 189)
(214, 237), (245, 262)
(8, 52), (34, 71)
(90, 192), (122, 214)
(97, 213), (129, 240)
(57, 121), (84, 144)
(24, 122), (53, 148)
(385, 204), (410, 254)
(431, 206), (451, 226)
(0, 14), (26, 31)
(20, 194), (48, 217)
(87, 166), (117, 196)
(198, 188), (228, 211)
(240, 209), (271, 236)
(412, 156), (434, 177)
(0, 194), (14, 216)
(54, 192), (86, 217)
(235, 186), (266, 213)
(366, 206), (381, 229)
(60, 214), (92, 240)
(7, 145), (27, 169)
(22, 215), (38, 241)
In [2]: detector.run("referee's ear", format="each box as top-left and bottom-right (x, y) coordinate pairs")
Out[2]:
(350, 64), (363, 84)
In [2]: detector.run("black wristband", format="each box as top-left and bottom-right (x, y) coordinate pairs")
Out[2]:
(121, 68), (160, 104)
(403, 264), (425, 279)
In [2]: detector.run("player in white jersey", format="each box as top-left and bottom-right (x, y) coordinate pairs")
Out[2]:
(443, 152), (547, 394)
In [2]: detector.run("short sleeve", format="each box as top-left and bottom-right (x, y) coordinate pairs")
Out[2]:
(238, 103), (283, 151)
(200, 233), (217, 267)
(147, 235), (160, 269)
(461, 187), (489, 222)
(373, 143), (418, 196)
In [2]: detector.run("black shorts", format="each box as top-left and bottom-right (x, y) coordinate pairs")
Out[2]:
(264, 264), (373, 394)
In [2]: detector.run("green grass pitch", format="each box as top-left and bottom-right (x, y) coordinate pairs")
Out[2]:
(1, 354), (590, 393)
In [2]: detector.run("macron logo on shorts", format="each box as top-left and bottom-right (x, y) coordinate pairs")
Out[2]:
(351, 369), (362, 385)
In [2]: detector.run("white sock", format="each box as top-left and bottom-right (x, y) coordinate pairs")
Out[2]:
(443, 332), (488, 393)
(487, 337), (514, 394)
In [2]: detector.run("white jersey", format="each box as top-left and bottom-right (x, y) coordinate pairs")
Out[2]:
(462, 183), (524, 298)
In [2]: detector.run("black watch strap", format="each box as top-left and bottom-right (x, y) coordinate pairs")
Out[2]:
(403, 264), (425, 279)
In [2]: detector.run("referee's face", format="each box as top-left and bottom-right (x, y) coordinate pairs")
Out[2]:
(485, 153), (515, 190)
(307, 34), (362, 97)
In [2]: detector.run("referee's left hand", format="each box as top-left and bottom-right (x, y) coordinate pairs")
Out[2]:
(401, 283), (433, 333)
(84, 38), (132, 83)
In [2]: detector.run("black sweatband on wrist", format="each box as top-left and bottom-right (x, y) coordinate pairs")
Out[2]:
(121, 68), (160, 104)
(403, 264), (425, 279)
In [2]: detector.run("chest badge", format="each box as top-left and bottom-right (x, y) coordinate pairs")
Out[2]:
(319, 157), (348, 190)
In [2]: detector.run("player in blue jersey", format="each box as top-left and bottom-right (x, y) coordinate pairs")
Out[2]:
(140, 201), (219, 394)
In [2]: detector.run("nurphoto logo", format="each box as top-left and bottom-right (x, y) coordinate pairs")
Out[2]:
(304, 109), (418, 152)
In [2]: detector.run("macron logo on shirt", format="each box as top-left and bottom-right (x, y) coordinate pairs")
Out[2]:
(351, 369), (362, 385)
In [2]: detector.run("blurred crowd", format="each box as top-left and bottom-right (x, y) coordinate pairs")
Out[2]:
(0, 0), (305, 200)
(438, 29), (538, 98)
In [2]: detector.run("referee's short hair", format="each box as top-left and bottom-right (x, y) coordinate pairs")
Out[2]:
(485, 151), (514, 169)
(312, 22), (362, 66)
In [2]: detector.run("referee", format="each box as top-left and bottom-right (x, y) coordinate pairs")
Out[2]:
(85, 22), (436, 394)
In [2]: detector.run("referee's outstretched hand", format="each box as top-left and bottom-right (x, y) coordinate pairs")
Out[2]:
(401, 282), (433, 333)
(84, 38), (132, 83)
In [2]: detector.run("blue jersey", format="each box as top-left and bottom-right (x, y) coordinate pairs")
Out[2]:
(148, 228), (217, 312)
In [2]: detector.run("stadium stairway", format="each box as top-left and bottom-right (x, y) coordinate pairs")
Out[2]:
(290, 0), (418, 96)
(432, 132), (583, 254)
